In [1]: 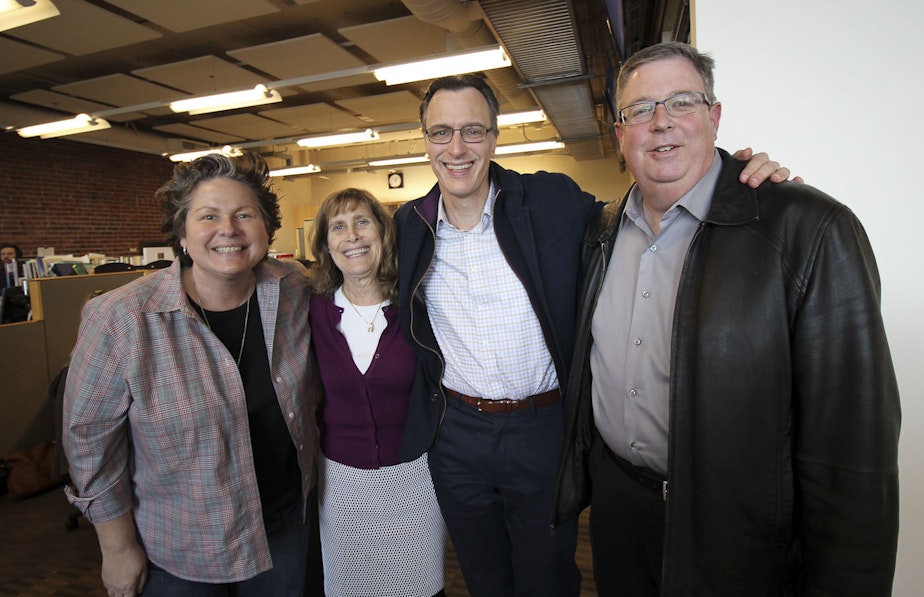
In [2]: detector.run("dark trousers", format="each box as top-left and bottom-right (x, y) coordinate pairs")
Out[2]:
(428, 396), (580, 597)
(589, 434), (666, 597)
(142, 501), (312, 596)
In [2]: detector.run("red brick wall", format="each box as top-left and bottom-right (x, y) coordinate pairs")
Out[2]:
(0, 134), (175, 257)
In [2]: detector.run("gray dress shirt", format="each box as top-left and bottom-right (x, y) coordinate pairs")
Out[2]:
(591, 151), (722, 475)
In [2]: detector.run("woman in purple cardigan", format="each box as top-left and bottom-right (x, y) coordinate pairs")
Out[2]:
(308, 188), (447, 597)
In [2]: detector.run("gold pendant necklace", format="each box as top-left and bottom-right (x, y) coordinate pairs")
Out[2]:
(344, 292), (385, 333)
(191, 278), (252, 367)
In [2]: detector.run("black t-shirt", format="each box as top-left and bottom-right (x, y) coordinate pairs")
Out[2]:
(191, 291), (301, 526)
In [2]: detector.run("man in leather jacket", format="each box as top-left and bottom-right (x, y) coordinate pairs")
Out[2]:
(555, 41), (900, 596)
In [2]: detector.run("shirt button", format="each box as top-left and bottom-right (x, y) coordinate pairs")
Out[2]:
(642, 290), (651, 298)
(649, 244), (657, 252)
(288, 412), (295, 419)
(276, 376), (283, 383)
(630, 441), (639, 450)
(299, 444), (304, 451)
(628, 388), (638, 397)
(634, 338), (642, 346)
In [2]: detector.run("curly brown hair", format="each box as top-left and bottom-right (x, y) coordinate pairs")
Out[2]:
(158, 152), (282, 262)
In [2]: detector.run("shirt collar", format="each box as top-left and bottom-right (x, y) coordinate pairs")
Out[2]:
(623, 148), (722, 229)
(436, 179), (498, 233)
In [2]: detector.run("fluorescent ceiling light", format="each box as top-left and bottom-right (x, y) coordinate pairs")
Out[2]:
(368, 155), (430, 167)
(168, 146), (242, 163)
(0, 0), (59, 32)
(269, 164), (321, 177)
(373, 46), (511, 86)
(297, 129), (379, 149)
(497, 109), (547, 127)
(494, 141), (565, 155)
(17, 113), (110, 139)
(169, 84), (281, 115)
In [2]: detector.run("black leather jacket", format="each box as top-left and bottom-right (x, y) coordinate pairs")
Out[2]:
(555, 149), (901, 595)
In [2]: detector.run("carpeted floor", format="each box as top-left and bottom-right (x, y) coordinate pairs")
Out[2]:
(0, 488), (595, 596)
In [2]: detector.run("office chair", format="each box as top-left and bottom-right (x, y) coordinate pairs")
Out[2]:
(142, 260), (172, 270)
(93, 262), (136, 273)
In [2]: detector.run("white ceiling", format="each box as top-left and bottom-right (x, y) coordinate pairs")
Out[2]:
(0, 0), (583, 169)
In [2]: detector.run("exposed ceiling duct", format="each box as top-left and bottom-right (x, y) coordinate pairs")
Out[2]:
(479, 0), (604, 160)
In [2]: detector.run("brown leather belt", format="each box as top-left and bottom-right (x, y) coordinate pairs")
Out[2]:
(443, 387), (561, 414)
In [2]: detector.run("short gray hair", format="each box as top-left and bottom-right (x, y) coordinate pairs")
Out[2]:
(617, 42), (717, 109)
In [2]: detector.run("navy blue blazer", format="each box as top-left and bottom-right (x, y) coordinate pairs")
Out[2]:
(394, 161), (602, 459)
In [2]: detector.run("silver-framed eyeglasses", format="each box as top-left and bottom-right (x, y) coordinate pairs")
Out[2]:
(425, 124), (495, 144)
(618, 91), (711, 126)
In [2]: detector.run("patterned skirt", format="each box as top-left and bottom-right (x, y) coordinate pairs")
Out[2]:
(319, 453), (447, 597)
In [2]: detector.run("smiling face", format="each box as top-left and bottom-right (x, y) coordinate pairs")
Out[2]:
(423, 87), (498, 209)
(326, 203), (383, 288)
(615, 56), (722, 207)
(180, 177), (268, 287)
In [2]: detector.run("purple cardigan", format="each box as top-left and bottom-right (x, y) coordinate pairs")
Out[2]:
(309, 295), (416, 469)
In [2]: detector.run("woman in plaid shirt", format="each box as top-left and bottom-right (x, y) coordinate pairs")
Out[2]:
(63, 153), (320, 596)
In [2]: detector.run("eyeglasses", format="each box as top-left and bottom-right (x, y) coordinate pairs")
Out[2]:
(618, 92), (711, 126)
(425, 125), (495, 144)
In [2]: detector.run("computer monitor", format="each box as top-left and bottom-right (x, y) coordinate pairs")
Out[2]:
(0, 286), (30, 324)
(142, 246), (174, 265)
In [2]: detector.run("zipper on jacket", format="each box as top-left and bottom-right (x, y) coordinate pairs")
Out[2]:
(550, 235), (611, 536)
(594, 237), (609, 305)
(411, 204), (448, 442)
(660, 220), (705, 591)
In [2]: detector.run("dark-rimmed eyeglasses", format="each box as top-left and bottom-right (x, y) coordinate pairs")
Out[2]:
(618, 92), (711, 126)
(425, 125), (495, 144)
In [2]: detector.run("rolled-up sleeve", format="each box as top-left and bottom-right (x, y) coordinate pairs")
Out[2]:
(63, 299), (136, 523)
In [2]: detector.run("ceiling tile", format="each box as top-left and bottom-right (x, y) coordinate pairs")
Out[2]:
(103, 0), (280, 33)
(299, 74), (379, 94)
(133, 56), (267, 95)
(226, 33), (376, 91)
(4, 0), (161, 56)
(0, 37), (64, 76)
(259, 103), (366, 133)
(340, 16), (449, 63)
(53, 73), (184, 107)
(10, 88), (110, 115)
(335, 91), (420, 125)
(188, 113), (301, 140)
(152, 123), (246, 145)
(0, 100), (53, 129)
(7, 89), (147, 122)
